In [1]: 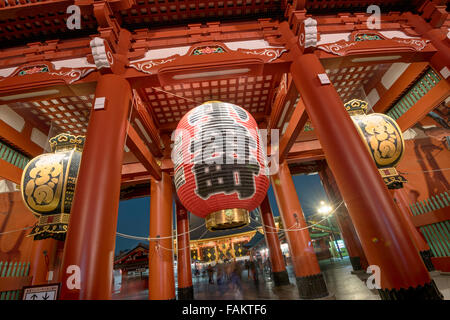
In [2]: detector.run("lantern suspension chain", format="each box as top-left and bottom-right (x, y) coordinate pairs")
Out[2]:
(251, 200), (345, 234)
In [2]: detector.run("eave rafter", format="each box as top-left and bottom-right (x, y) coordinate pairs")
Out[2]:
(278, 97), (309, 162)
(267, 73), (300, 130)
(125, 122), (162, 181)
(130, 89), (163, 157)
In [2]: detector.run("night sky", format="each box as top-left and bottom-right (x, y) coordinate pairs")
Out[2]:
(114, 173), (330, 255)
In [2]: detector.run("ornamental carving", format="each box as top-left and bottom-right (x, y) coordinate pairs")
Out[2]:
(317, 42), (358, 56)
(354, 33), (384, 41)
(393, 39), (430, 51)
(0, 62), (95, 85)
(299, 18), (318, 52)
(239, 48), (287, 63)
(49, 68), (96, 84)
(317, 37), (430, 56)
(128, 41), (288, 76)
(129, 57), (178, 75)
(192, 45), (226, 55)
(90, 37), (114, 70)
(17, 65), (49, 76)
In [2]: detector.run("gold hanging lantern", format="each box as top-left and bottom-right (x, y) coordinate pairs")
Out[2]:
(345, 99), (406, 189)
(20, 133), (85, 240)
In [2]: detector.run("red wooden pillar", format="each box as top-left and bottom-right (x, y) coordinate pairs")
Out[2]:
(30, 238), (60, 285)
(318, 238), (330, 260)
(197, 248), (201, 261)
(272, 161), (329, 299)
(176, 199), (193, 299)
(318, 166), (369, 271)
(60, 74), (132, 300)
(120, 269), (129, 297)
(259, 196), (290, 286)
(291, 54), (443, 300)
(392, 189), (435, 271)
(148, 172), (175, 300)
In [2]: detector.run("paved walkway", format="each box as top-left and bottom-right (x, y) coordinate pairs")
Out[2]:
(192, 257), (381, 300)
(114, 257), (450, 300)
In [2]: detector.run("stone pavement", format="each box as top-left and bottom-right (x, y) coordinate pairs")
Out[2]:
(192, 257), (381, 300)
(113, 257), (450, 300)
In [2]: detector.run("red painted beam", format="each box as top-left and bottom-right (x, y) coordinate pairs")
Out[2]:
(125, 123), (162, 181)
(396, 79), (450, 131)
(0, 121), (42, 157)
(0, 158), (23, 184)
(410, 207), (450, 228)
(268, 75), (299, 130)
(279, 97), (308, 162)
(286, 139), (325, 163)
(431, 257), (450, 272)
(121, 162), (147, 178)
(131, 90), (163, 157)
(372, 62), (429, 114)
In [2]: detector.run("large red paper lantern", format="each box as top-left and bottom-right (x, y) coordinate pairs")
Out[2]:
(172, 101), (269, 231)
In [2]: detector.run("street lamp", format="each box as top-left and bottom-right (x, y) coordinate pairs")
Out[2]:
(317, 201), (332, 216)
(317, 201), (343, 260)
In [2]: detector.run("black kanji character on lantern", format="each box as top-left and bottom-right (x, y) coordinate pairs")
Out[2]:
(189, 102), (260, 200)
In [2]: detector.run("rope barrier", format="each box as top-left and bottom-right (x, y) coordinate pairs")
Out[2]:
(249, 200), (344, 234)
(0, 226), (33, 236)
(116, 221), (206, 242)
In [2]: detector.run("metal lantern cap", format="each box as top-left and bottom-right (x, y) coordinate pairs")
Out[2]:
(205, 208), (250, 231)
(344, 99), (369, 116)
(49, 133), (85, 152)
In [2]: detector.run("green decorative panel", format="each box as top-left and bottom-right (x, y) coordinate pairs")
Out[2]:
(409, 191), (450, 216)
(355, 34), (383, 41)
(0, 140), (30, 169)
(0, 261), (30, 300)
(409, 191), (450, 258)
(387, 68), (441, 120)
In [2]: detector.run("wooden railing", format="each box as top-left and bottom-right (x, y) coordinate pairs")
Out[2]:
(0, 261), (32, 300)
(409, 191), (450, 271)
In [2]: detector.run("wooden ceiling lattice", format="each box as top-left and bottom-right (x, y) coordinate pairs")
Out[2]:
(325, 64), (381, 102)
(9, 94), (94, 135)
(144, 74), (276, 126)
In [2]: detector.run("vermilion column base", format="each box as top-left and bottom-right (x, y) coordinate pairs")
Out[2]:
(271, 161), (329, 298)
(177, 286), (194, 300)
(379, 280), (443, 300)
(272, 270), (290, 287)
(420, 250), (436, 272)
(349, 256), (363, 271)
(296, 273), (329, 299)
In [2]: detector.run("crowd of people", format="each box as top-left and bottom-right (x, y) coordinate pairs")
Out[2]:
(193, 254), (274, 296)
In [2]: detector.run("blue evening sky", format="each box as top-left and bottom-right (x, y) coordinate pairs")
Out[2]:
(115, 173), (329, 255)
